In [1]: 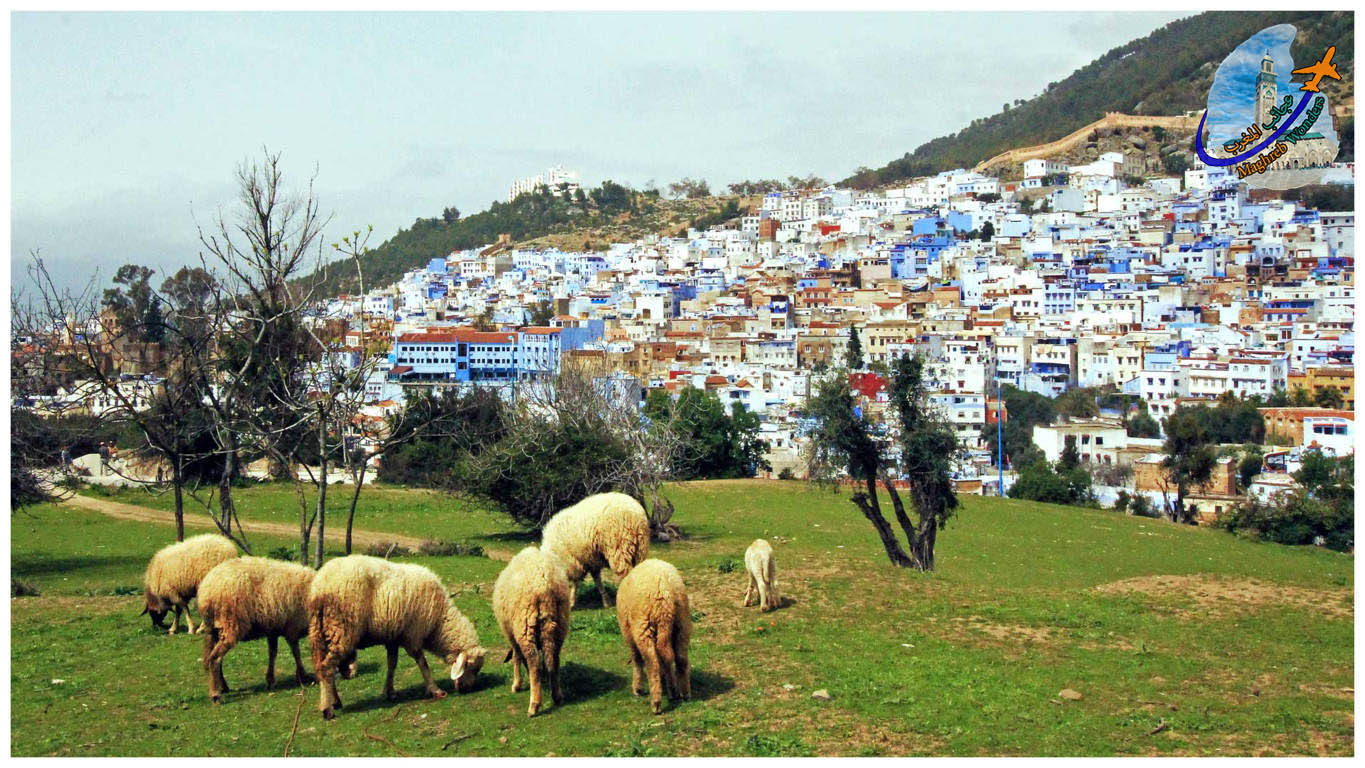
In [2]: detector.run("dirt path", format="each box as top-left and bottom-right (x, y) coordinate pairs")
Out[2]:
(65, 494), (432, 552)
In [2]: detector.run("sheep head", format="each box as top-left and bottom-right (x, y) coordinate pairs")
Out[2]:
(450, 647), (486, 693)
(142, 589), (168, 629)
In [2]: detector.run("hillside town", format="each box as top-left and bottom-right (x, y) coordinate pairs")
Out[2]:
(27, 152), (1355, 523)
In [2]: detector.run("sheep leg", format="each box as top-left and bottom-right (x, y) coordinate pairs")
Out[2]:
(287, 637), (310, 686)
(548, 643), (564, 706)
(756, 576), (771, 613)
(525, 652), (543, 717)
(509, 645), (525, 693)
(674, 624), (691, 701)
(592, 569), (611, 607)
(169, 604), (183, 635)
(383, 645), (399, 700)
(265, 636), (279, 690)
(639, 640), (665, 714)
(406, 647), (446, 700)
(656, 638), (680, 702)
(203, 622), (234, 702)
(181, 601), (197, 634)
(626, 638), (646, 696)
(743, 574), (757, 607)
(341, 650), (358, 679)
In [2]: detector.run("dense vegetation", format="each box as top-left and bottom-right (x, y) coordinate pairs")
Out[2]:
(1219, 452), (1354, 551)
(843, 11), (1354, 187)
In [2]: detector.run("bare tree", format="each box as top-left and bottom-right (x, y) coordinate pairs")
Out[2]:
(196, 148), (333, 564)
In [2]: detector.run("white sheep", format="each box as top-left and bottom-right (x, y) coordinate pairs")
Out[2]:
(141, 534), (239, 635)
(541, 492), (649, 607)
(742, 538), (779, 611)
(198, 556), (314, 702)
(616, 558), (691, 714)
(308, 555), (486, 720)
(492, 546), (574, 717)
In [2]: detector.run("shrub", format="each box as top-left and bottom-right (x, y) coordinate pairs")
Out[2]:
(361, 541), (413, 558)
(716, 556), (741, 574)
(777, 467), (796, 481)
(11, 579), (41, 597)
(267, 546), (296, 561)
(416, 539), (485, 558)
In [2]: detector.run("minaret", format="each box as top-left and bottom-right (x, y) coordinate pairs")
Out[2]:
(1255, 51), (1278, 127)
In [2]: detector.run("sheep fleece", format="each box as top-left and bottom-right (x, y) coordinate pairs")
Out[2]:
(198, 556), (314, 642)
(308, 555), (481, 666)
(143, 534), (239, 607)
(540, 492), (649, 581)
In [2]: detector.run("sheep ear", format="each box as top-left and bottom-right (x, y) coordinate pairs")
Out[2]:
(451, 651), (467, 681)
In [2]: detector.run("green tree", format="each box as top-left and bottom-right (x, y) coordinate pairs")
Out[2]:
(845, 327), (863, 370)
(1126, 408), (1160, 438)
(979, 383), (1054, 469)
(529, 300), (555, 326)
(980, 221), (995, 240)
(1237, 447), (1264, 490)
(1312, 385), (1344, 409)
(1160, 409), (1216, 523)
(1054, 387), (1100, 419)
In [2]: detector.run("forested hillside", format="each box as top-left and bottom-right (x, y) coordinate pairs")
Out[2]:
(843, 11), (1354, 188)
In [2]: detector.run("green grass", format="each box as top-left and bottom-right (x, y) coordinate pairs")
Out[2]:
(11, 480), (1353, 756)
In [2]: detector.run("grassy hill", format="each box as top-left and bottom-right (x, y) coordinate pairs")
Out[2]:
(12, 480), (1352, 756)
(843, 10), (1354, 188)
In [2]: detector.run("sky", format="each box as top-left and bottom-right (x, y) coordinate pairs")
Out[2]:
(1206, 23), (1339, 145)
(12, 11), (1190, 294)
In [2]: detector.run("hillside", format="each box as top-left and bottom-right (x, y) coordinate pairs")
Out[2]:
(308, 185), (749, 297)
(12, 480), (1353, 756)
(844, 11), (1354, 188)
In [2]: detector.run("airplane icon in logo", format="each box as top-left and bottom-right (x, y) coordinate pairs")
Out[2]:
(1291, 46), (1341, 93)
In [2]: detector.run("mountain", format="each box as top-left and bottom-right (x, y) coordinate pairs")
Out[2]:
(842, 11), (1354, 188)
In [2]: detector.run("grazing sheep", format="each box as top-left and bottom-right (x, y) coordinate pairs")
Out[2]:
(492, 546), (574, 717)
(541, 492), (649, 607)
(141, 534), (239, 635)
(616, 558), (691, 714)
(198, 556), (314, 702)
(308, 555), (485, 720)
(742, 538), (779, 611)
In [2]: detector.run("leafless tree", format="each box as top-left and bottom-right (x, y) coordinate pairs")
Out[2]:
(195, 148), (334, 564)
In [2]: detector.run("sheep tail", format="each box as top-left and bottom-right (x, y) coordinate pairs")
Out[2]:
(308, 601), (330, 673)
(200, 605), (218, 670)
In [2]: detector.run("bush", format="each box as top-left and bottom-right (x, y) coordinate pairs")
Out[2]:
(416, 539), (485, 558)
(715, 556), (741, 574)
(777, 467), (796, 481)
(11, 579), (41, 597)
(267, 546), (297, 561)
(361, 541), (413, 558)
(1217, 492), (1352, 551)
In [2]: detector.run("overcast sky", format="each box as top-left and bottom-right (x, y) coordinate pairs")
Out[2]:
(12, 11), (1190, 294)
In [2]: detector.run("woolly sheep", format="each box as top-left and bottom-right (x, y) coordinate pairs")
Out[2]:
(742, 538), (779, 611)
(616, 558), (692, 714)
(141, 534), (239, 635)
(198, 556), (314, 702)
(492, 546), (574, 717)
(308, 555), (486, 720)
(541, 492), (649, 607)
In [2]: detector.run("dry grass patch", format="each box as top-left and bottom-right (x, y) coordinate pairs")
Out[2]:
(1093, 574), (1352, 621)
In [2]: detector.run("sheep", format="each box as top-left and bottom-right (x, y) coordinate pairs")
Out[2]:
(492, 546), (574, 717)
(616, 558), (691, 714)
(141, 534), (239, 635)
(198, 556), (314, 702)
(308, 554), (486, 720)
(540, 491), (649, 607)
(742, 538), (779, 611)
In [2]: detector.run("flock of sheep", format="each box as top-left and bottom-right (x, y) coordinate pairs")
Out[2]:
(139, 492), (780, 720)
